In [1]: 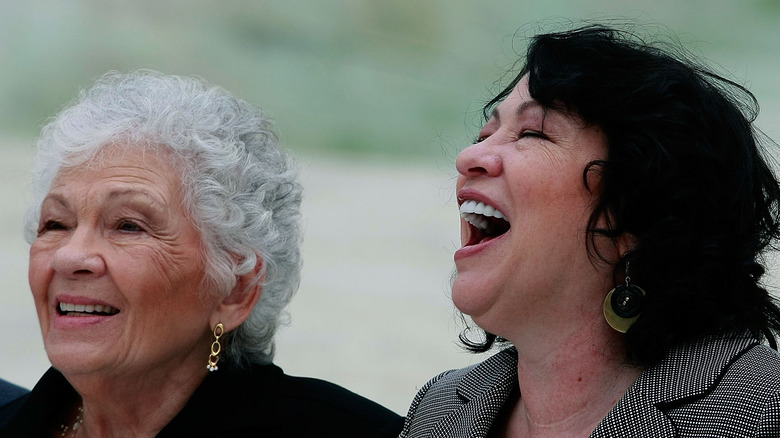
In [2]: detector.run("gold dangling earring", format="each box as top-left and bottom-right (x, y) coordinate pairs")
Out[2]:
(603, 261), (646, 333)
(207, 322), (224, 372)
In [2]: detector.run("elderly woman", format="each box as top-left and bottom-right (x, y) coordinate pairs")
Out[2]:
(400, 24), (780, 437)
(0, 71), (403, 437)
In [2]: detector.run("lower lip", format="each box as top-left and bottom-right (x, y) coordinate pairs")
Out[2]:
(54, 312), (119, 329)
(454, 232), (508, 261)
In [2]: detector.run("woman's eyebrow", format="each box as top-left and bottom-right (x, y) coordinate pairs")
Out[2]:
(491, 100), (545, 124)
(41, 193), (69, 209)
(106, 188), (162, 203)
(489, 107), (501, 123)
(105, 188), (170, 217)
(516, 100), (545, 119)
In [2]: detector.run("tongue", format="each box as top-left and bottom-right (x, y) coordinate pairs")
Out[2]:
(466, 230), (499, 247)
(478, 234), (500, 245)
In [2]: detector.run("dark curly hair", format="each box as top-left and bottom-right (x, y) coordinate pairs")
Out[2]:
(460, 24), (780, 366)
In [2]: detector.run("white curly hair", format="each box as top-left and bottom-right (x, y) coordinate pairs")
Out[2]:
(24, 70), (303, 366)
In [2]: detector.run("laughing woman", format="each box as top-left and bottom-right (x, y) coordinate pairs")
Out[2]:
(400, 25), (780, 437)
(0, 70), (402, 437)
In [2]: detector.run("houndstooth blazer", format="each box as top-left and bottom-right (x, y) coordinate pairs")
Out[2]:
(400, 333), (780, 437)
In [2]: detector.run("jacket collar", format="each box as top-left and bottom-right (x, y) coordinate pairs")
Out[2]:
(429, 348), (517, 438)
(435, 333), (758, 438)
(159, 361), (286, 435)
(458, 348), (518, 402)
(592, 332), (758, 437)
(637, 332), (757, 404)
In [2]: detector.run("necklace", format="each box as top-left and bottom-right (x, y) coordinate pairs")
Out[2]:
(60, 406), (83, 437)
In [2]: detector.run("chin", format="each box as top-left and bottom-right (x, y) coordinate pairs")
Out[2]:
(453, 283), (513, 344)
(452, 277), (493, 321)
(45, 340), (105, 376)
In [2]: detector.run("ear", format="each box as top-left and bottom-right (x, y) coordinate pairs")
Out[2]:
(210, 256), (264, 333)
(616, 232), (637, 260)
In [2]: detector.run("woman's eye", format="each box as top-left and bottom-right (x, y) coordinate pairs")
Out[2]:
(520, 130), (547, 139)
(117, 220), (144, 232)
(39, 220), (66, 233)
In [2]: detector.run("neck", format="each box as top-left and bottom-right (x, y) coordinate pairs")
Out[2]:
(502, 315), (641, 437)
(63, 360), (209, 437)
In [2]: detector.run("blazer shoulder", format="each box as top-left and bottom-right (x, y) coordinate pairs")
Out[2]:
(665, 342), (780, 436)
(726, 343), (780, 393)
(757, 386), (780, 437)
(737, 344), (780, 436)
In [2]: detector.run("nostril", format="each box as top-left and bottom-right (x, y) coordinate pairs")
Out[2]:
(456, 144), (503, 177)
(51, 247), (107, 278)
(463, 155), (502, 177)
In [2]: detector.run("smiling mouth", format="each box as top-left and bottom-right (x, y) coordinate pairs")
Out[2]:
(459, 199), (511, 246)
(58, 302), (120, 317)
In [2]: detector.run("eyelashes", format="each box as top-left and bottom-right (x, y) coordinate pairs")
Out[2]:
(38, 220), (67, 234)
(519, 130), (547, 140)
(116, 220), (145, 233)
(37, 218), (147, 235)
(473, 129), (548, 144)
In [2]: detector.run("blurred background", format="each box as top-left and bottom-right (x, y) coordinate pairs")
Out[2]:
(1, 0), (779, 414)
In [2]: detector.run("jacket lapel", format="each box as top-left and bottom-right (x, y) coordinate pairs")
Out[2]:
(590, 373), (677, 437)
(591, 333), (758, 437)
(431, 348), (518, 438)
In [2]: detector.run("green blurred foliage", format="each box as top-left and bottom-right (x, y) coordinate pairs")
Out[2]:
(0, 0), (778, 159)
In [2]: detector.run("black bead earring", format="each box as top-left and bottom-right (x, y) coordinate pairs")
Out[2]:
(603, 261), (646, 333)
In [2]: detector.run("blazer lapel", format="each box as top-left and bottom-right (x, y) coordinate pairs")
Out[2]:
(590, 373), (677, 437)
(591, 332), (758, 437)
(431, 348), (518, 438)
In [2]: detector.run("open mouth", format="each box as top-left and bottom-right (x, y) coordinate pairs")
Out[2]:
(58, 302), (120, 317)
(459, 199), (510, 246)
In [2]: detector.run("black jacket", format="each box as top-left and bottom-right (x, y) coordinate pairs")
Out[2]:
(0, 362), (403, 437)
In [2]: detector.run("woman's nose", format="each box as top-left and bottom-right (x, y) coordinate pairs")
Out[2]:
(51, 228), (107, 278)
(455, 141), (503, 178)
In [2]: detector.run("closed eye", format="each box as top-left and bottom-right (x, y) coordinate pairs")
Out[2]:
(520, 129), (547, 140)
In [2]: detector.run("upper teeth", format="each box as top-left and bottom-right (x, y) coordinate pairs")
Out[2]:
(460, 200), (506, 219)
(460, 200), (506, 230)
(59, 302), (119, 314)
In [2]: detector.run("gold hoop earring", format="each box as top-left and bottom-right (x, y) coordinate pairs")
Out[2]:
(207, 322), (224, 372)
(603, 262), (646, 333)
